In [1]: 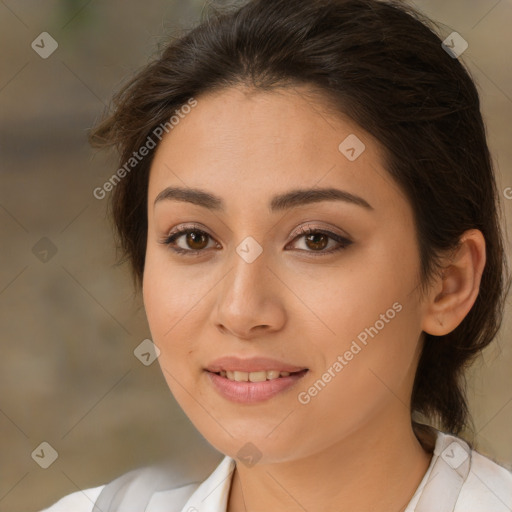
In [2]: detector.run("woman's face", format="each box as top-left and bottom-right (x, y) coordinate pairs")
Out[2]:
(143, 85), (428, 464)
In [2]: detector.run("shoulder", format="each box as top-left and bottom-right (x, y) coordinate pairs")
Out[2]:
(39, 480), (203, 512)
(410, 426), (512, 512)
(456, 446), (512, 512)
(39, 485), (104, 512)
(38, 453), (226, 512)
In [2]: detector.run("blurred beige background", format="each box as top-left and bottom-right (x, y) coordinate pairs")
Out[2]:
(0, 1), (511, 511)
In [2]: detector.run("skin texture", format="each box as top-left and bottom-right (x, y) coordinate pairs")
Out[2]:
(143, 85), (486, 512)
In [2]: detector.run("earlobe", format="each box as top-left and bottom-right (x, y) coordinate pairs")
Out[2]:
(421, 229), (486, 336)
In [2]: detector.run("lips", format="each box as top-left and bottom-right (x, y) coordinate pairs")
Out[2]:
(204, 356), (309, 403)
(205, 355), (307, 374)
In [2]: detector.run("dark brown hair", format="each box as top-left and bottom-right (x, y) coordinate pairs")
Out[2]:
(89, 0), (510, 436)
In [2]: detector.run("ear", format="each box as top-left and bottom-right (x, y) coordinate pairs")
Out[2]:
(421, 229), (486, 336)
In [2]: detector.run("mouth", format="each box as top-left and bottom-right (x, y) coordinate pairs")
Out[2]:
(204, 356), (309, 403)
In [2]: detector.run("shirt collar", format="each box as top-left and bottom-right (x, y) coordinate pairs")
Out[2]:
(180, 455), (236, 512)
(405, 429), (471, 511)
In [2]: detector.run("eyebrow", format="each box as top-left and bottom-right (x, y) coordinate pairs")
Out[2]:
(154, 186), (373, 212)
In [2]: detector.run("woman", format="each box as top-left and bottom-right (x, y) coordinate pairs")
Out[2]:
(42, 0), (512, 510)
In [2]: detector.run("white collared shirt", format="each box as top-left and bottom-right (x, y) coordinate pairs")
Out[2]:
(41, 430), (512, 512)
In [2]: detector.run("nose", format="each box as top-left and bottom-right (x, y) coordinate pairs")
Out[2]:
(213, 244), (287, 340)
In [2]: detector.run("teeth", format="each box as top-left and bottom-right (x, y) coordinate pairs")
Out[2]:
(220, 370), (295, 382)
(234, 371), (249, 381)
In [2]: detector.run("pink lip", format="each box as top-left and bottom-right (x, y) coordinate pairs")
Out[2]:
(205, 356), (307, 373)
(205, 369), (308, 404)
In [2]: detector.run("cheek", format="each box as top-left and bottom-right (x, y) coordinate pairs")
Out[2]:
(143, 245), (210, 334)
(298, 239), (418, 345)
(300, 235), (423, 399)
(142, 252), (207, 368)
(291, 302), (422, 452)
(142, 266), (204, 410)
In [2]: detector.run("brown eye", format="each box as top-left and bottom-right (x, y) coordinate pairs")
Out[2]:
(185, 231), (210, 250)
(303, 232), (329, 251)
(289, 227), (352, 254)
(162, 228), (217, 254)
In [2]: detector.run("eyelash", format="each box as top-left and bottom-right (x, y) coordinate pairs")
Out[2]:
(160, 223), (352, 257)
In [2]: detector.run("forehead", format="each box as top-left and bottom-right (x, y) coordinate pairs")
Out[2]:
(147, 85), (407, 215)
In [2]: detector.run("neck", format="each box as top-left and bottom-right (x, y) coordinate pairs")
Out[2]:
(227, 414), (433, 512)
